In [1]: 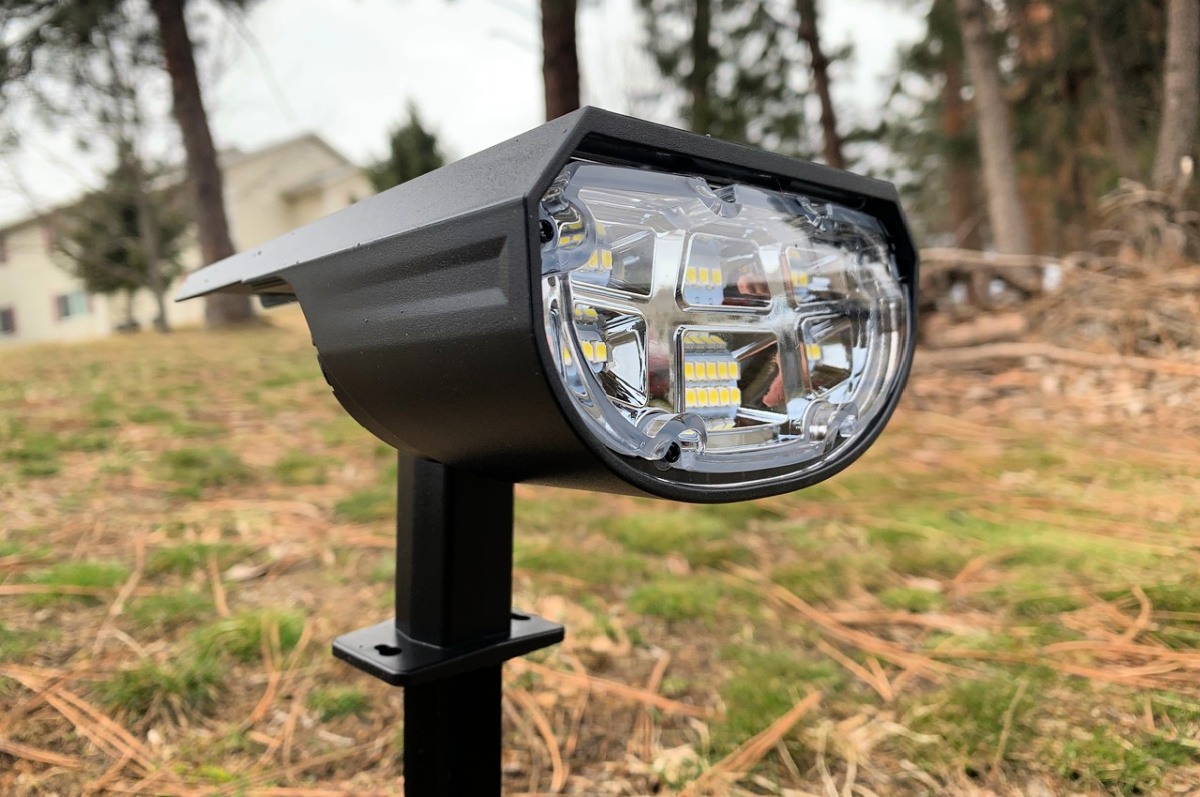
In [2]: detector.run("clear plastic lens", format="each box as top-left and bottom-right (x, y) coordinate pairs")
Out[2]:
(540, 161), (909, 483)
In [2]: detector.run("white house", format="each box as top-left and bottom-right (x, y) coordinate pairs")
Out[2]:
(0, 134), (373, 347)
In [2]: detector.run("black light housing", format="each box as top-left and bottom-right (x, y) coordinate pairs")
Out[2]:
(181, 108), (919, 796)
(179, 107), (918, 503)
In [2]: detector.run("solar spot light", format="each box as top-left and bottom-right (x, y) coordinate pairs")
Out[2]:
(180, 108), (917, 795)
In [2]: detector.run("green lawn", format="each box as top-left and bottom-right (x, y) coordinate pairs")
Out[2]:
(1, 309), (1197, 795)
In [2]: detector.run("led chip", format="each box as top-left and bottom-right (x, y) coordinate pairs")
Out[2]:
(698, 268), (710, 286)
(706, 362), (717, 380)
(696, 390), (709, 407)
(594, 342), (607, 361)
(731, 387), (741, 404)
(684, 362), (696, 381)
(707, 388), (720, 405)
(685, 267), (697, 285)
(581, 340), (594, 360)
(730, 362), (740, 379)
(685, 388), (697, 407)
(719, 387), (731, 405)
(717, 362), (729, 379)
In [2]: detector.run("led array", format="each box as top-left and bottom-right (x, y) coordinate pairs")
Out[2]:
(681, 332), (740, 430)
(565, 305), (609, 367)
(681, 265), (725, 306)
(583, 249), (613, 274)
(782, 247), (811, 294)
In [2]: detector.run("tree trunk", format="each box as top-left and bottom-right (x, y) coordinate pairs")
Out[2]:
(541, 0), (580, 121)
(150, 0), (253, 326)
(1085, 1), (1139, 180)
(1151, 0), (1200, 190)
(954, 0), (1033, 255)
(796, 0), (844, 169)
(942, 55), (983, 250)
(688, 0), (716, 135)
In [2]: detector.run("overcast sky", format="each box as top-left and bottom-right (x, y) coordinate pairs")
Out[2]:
(0, 0), (925, 226)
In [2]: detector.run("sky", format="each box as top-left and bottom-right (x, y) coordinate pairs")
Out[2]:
(0, 0), (925, 226)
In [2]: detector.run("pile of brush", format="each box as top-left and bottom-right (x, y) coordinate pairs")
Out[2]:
(1032, 179), (1200, 358)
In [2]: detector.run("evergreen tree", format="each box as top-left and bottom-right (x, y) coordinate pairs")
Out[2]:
(368, 104), (448, 192)
(58, 147), (190, 331)
(636, 0), (812, 155)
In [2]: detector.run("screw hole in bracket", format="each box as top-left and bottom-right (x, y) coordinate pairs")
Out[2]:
(374, 643), (403, 657)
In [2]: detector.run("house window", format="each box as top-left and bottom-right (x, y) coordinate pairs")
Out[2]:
(55, 290), (89, 320)
(0, 306), (15, 335)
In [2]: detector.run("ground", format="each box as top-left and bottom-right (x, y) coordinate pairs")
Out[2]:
(1, 308), (1198, 796)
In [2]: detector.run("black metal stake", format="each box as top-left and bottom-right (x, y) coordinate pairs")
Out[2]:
(333, 454), (564, 795)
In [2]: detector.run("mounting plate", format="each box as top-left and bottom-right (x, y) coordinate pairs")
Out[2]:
(332, 610), (565, 686)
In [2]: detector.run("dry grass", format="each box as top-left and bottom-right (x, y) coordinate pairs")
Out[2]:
(1, 307), (1199, 796)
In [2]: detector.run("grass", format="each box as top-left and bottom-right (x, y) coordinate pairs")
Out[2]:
(2, 431), (62, 477)
(192, 609), (305, 663)
(334, 485), (393, 523)
(307, 685), (370, 721)
(95, 656), (223, 717)
(128, 404), (176, 424)
(158, 447), (255, 497)
(0, 623), (43, 662)
(904, 671), (1041, 776)
(627, 575), (749, 624)
(22, 560), (129, 606)
(272, 449), (330, 485)
(772, 549), (891, 604)
(2, 312), (1199, 795)
(714, 647), (843, 756)
(515, 545), (649, 587)
(124, 591), (215, 633)
(599, 510), (754, 567)
(878, 586), (944, 613)
(146, 542), (251, 577)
